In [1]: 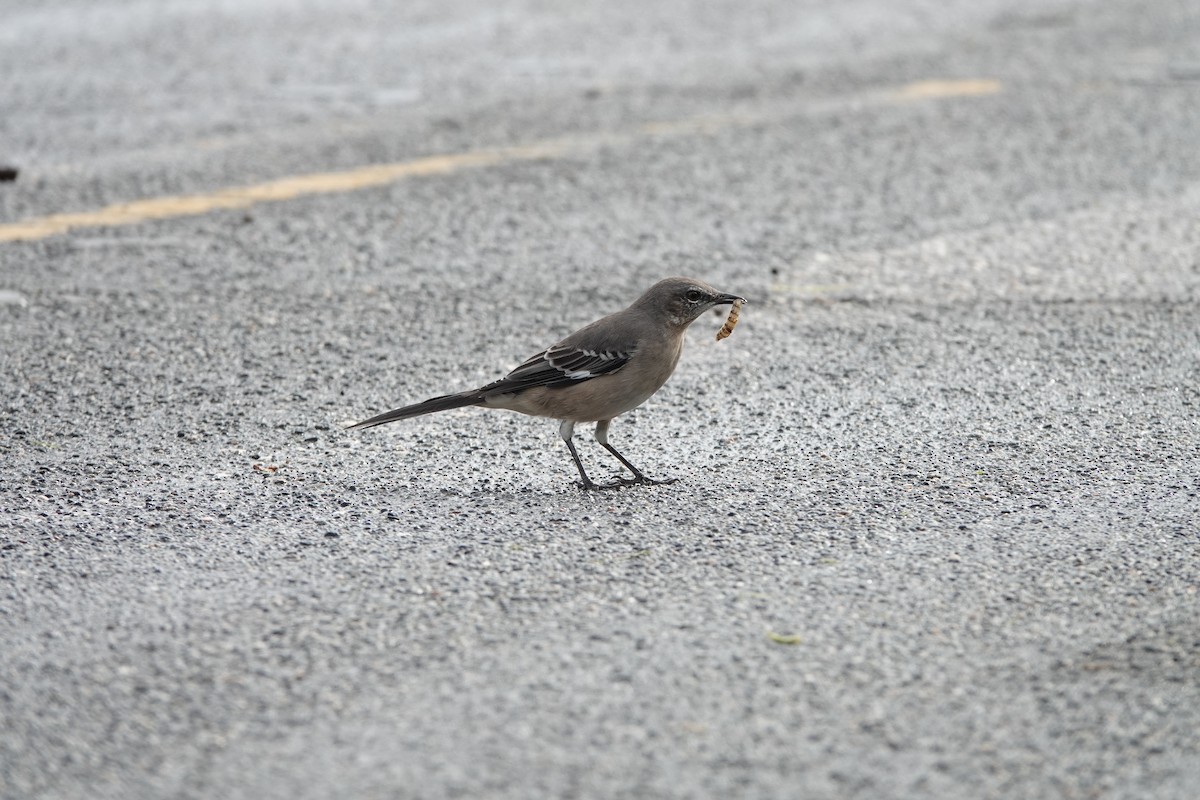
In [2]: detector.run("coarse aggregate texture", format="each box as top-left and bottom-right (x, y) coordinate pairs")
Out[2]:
(2, 1), (1199, 799)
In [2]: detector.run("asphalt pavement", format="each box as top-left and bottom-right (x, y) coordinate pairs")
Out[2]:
(2, 1), (1198, 798)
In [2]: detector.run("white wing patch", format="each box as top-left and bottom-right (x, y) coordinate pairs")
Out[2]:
(481, 344), (634, 396)
(545, 347), (627, 382)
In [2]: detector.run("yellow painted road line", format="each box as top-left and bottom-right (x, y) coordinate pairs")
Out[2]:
(0, 79), (1002, 244)
(892, 79), (1004, 100)
(0, 141), (588, 244)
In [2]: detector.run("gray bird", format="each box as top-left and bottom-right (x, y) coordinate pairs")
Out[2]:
(350, 276), (745, 489)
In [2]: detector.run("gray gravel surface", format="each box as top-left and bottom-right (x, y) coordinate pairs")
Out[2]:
(2, 1), (1199, 798)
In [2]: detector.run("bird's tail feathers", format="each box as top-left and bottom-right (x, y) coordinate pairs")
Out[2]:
(347, 391), (483, 429)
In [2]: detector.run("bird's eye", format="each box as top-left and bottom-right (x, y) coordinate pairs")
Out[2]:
(685, 289), (703, 303)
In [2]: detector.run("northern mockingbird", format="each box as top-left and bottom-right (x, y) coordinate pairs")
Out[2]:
(350, 276), (745, 489)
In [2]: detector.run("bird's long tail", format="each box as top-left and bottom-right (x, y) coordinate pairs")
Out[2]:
(347, 391), (483, 430)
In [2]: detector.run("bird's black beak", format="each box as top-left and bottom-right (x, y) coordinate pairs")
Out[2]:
(714, 292), (746, 305)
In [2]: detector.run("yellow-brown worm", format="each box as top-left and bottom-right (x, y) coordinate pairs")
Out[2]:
(716, 298), (742, 341)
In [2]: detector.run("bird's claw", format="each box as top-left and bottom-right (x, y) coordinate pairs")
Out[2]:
(575, 474), (678, 490)
(645, 475), (678, 485)
(576, 479), (622, 491)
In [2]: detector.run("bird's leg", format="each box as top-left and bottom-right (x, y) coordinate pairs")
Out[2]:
(595, 420), (678, 486)
(559, 419), (598, 490)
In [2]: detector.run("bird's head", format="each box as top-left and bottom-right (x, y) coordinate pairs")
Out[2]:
(634, 276), (746, 329)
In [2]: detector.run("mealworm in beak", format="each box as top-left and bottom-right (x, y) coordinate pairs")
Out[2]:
(716, 298), (742, 341)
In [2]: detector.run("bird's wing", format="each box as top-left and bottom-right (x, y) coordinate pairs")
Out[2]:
(478, 344), (632, 396)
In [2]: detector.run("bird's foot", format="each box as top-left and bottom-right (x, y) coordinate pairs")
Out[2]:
(576, 474), (678, 490)
(626, 474), (678, 486)
(576, 479), (625, 491)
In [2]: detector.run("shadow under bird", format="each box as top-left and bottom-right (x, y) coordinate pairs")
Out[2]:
(349, 276), (746, 489)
